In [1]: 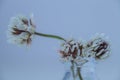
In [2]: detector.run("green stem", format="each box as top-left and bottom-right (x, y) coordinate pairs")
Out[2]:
(77, 67), (83, 80)
(34, 32), (66, 41)
(71, 61), (75, 80)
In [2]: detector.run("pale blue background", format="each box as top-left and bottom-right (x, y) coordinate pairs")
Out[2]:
(0, 0), (120, 80)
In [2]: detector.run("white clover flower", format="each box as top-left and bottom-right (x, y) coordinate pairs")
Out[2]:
(59, 39), (87, 65)
(59, 34), (111, 66)
(85, 33), (111, 60)
(7, 14), (36, 46)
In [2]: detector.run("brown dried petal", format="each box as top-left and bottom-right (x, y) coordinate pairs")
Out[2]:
(22, 19), (28, 26)
(12, 28), (24, 35)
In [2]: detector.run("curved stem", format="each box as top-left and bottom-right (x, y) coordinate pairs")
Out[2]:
(77, 67), (83, 80)
(34, 32), (66, 41)
(71, 61), (75, 80)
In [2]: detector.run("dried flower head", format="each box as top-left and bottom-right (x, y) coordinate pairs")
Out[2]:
(59, 34), (111, 65)
(7, 14), (36, 46)
(85, 34), (110, 60)
(60, 40), (80, 60)
(59, 39), (88, 66)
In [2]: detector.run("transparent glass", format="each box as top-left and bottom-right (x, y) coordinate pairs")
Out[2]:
(62, 58), (99, 80)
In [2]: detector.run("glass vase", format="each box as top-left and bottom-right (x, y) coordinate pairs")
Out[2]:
(62, 58), (99, 80)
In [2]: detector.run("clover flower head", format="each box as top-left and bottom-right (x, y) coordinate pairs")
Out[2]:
(59, 39), (88, 66)
(85, 33), (110, 60)
(59, 34), (111, 66)
(7, 14), (36, 46)
(60, 39), (81, 61)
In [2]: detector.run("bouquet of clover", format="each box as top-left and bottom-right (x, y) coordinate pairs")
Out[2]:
(7, 14), (111, 80)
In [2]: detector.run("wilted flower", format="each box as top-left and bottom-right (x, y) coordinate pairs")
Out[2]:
(7, 15), (36, 45)
(60, 39), (81, 61)
(59, 39), (88, 66)
(85, 34), (110, 60)
(59, 34), (111, 64)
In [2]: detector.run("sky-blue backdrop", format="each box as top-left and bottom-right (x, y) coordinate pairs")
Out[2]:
(0, 0), (120, 80)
